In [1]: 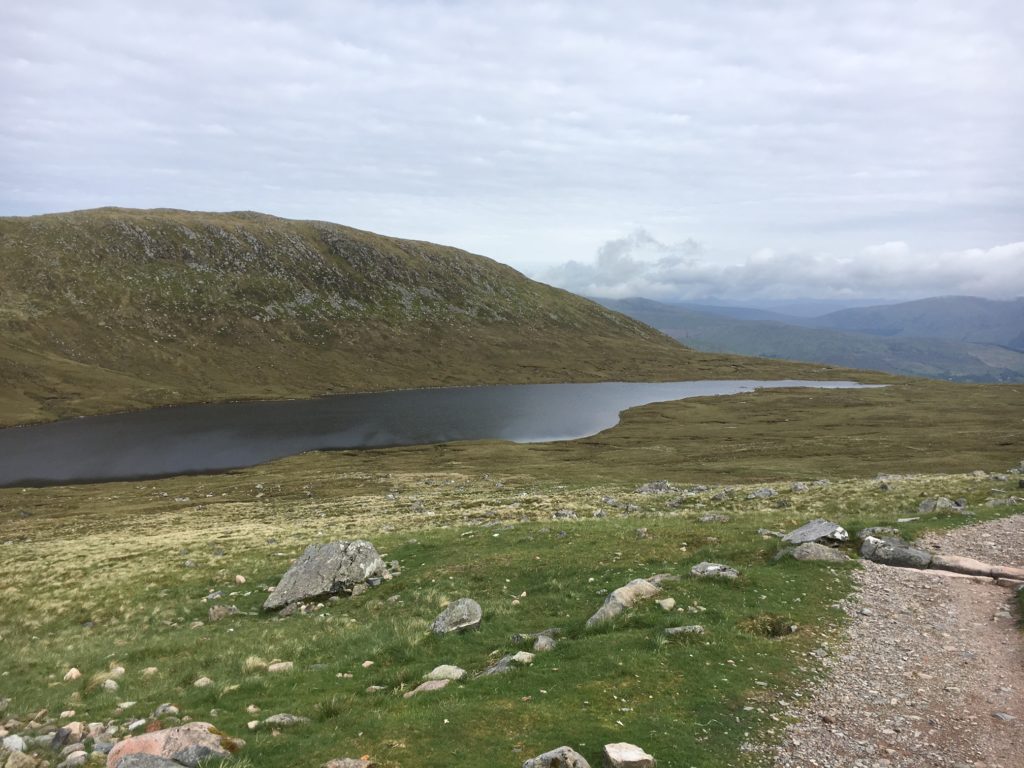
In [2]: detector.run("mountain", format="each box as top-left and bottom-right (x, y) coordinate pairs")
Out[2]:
(806, 296), (1024, 350)
(0, 208), (838, 427)
(598, 297), (1024, 383)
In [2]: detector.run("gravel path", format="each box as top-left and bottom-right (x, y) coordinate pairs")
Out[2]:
(773, 515), (1024, 768)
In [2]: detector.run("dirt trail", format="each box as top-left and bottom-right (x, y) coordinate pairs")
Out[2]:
(773, 515), (1024, 768)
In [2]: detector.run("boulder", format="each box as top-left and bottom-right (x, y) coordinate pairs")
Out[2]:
(790, 543), (850, 562)
(431, 598), (482, 634)
(781, 519), (848, 545)
(690, 562), (739, 579)
(523, 746), (592, 768)
(424, 665), (466, 682)
(263, 540), (386, 611)
(859, 536), (932, 568)
(106, 722), (244, 768)
(113, 757), (184, 768)
(918, 497), (960, 514)
(403, 679), (449, 698)
(586, 579), (661, 627)
(603, 742), (656, 767)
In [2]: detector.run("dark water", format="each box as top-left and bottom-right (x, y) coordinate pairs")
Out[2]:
(0, 380), (871, 487)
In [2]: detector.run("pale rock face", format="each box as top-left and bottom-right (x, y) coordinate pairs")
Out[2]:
(63, 667), (82, 682)
(602, 742), (657, 767)
(403, 679), (450, 698)
(263, 540), (387, 611)
(424, 665), (466, 681)
(781, 519), (849, 545)
(105, 722), (244, 768)
(586, 578), (661, 626)
(430, 597), (483, 634)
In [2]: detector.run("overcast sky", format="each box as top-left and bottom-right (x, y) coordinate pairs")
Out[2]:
(3, 1), (1022, 302)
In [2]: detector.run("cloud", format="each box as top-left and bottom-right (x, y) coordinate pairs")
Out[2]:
(545, 230), (1024, 300)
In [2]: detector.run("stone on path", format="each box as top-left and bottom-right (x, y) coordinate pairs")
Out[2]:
(263, 540), (386, 611)
(586, 579), (661, 626)
(431, 597), (482, 634)
(781, 519), (848, 545)
(603, 742), (656, 767)
(424, 665), (466, 681)
(403, 679), (450, 698)
(860, 536), (932, 568)
(690, 562), (739, 579)
(106, 722), (244, 768)
(523, 745), (592, 768)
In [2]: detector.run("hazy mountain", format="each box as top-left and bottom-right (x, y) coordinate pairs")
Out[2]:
(806, 296), (1024, 350)
(598, 297), (1024, 383)
(0, 208), (834, 427)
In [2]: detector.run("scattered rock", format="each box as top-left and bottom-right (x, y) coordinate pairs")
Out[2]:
(664, 625), (705, 636)
(522, 745), (592, 768)
(207, 604), (238, 622)
(192, 677), (213, 689)
(153, 705), (179, 718)
(106, 722), (244, 768)
(698, 513), (730, 523)
(758, 528), (785, 538)
(511, 651), (535, 665)
(603, 742), (656, 767)
(56, 750), (88, 768)
(115, 756), (185, 768)
(634, 527), (650, 539)
(479, 656), (515, 676)
(431, 597), (483, 634)
(3, 734), (27, 753)
(323, 759), (376, 768)
(552, 509), (577, 520)
(5, 753), (39, 768)
(261, 713), (309, 728)
(790, 482), (809, 492)
(859, 536), (933, 568)
(141, 668), (159, 678)
(747, 487), (777, 500)
(918, 497), (961, 514)
(234, 575), (246, 585)
(424, 665), (466, 681)
(781, 519), (848, 545)
(403, 679), (450, 698)
(263, 540), (387, 611)
(266, 661), (293, 674)
(586, 578), (661, 626)
(63, 668), (82, 682)
(690, 562), (739, 579)
(102, 679), (119, 693)
(857, 526), (900, 540)
(635, 481), (672, 494)
(533, 634), (557, 652)
(656, 597), (676, 611)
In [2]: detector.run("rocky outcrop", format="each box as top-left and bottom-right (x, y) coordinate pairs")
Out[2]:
(263, 540), (386, 611)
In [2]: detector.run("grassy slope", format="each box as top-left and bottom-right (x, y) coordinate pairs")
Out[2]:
(0, 208), (854, 428)
(1, 381), (1022, 767)
(599, 298), (1024, 382)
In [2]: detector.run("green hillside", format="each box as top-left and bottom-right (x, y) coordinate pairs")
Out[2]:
(0, 208), (851, 428)
(599, 297), (1024, 382)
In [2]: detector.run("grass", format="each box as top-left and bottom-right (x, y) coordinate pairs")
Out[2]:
(2, 411), (1021, 767)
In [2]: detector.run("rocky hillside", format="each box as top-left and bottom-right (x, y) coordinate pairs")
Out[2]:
(0, 208), (829, 427)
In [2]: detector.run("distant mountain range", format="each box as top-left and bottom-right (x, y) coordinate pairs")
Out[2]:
(598, 296), (1024, 383)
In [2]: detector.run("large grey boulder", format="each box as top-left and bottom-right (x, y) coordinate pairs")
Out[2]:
(781, 519), (848, 545)
(263, 540), (386, 611)
(431, 597), (482, 634)
(523, 746), (592, 768)
(860, 536), (932, 568)
(586, 578), (661, 627)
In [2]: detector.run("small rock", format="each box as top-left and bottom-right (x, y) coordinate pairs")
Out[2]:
(267, 661), (294, 674)
(192, 676), (213, 688)
(635, 481), (672, 494)
(552, 509), (577, 520)
(747, 487), (777, 500)
(262, 713), (309, 728)
(430, 598), (482, 634)
(533, 634), (557, 652)
(603, 741), (656, 767)
(664, 625), (705, 636)
(511, 651), (535, 665)
(102, 679), (119, 693)
(403, 679), (449, 698)
(424, 665), (466, 681)
(117, 755), (198, 767)
(4, 753), (39, 768)
(323, 759), (375, 768)
(586, 578), (661, 626)
(690, 562), (739, 579)
(656, 598), (676, 611)
(781, 519), (848, 545)
(523, 745), (592, 768)
(56, 750), (88, 768)
(3, 734), (27, 752)
(698, 514), (730, 523)
(993, 711), (1016, 721)
(141, 667), (159, 678)
(63, 668), (82, 682)
(207, 604), (239, 622)
(234, 575), (246, 585)
(153, 704), (179, 718)
(787, 543), (850, 562)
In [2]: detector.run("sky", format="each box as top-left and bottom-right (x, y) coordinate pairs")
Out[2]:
(3, 1), (1022, 303)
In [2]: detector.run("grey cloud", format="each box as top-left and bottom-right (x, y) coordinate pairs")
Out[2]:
(545, 230), (1024, 301)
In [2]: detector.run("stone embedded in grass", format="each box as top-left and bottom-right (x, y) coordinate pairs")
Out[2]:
(522, 745), (591, 768)
(263, 540), (387, 611)
(424, 665), (466, 681)
(323, 759), (376, 768)
(918, 497), (962, 514)
(690, 562), (739, 579)
(781, 519), (848, 545)
(3, 734), (27, 752)
(5, 752), (39, 768)
(403, 679), (450, 698)
(63, 667), (82, 682)
(431, 597), (482, 634)
(105, 722), (244, 768)
(553, 509), (577, 519)
(586, 578), (661, 626)
(153, 704), (179, 718)
(664, 625), (704, 636)
(192, 676), (213, 688)
(56, 750), (87, 768)
(698, 513), (730, 523)
(635, 480), (673, 494)
(533, 634), (557, 652)
(857, 527), (900, 540)
(267, 661), (293, 674)
(603, 742), (656, 767)
(102, 679), (119, 693)
(262, 713), (310, 728)
(860, 536), (932, 568)
(511, 651), (535, 665)
(207, 604), (238, 622)
(656, 598), (676, 611)
(746, 487), (777, 500)
(780, 543), (850, 562)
